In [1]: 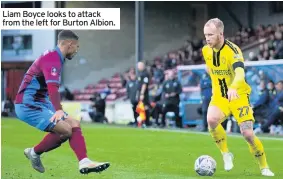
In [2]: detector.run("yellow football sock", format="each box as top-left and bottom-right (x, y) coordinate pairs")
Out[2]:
(209, 124), (229, 153)
(247, 136), (268, 170)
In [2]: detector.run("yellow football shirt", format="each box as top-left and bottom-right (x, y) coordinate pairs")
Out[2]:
(202, 40), (251, 98)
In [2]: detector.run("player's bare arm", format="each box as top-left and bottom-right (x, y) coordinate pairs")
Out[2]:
(140, 84), (147, 101)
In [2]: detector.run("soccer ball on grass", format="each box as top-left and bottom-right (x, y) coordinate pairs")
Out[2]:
(194, 155), (217, 176)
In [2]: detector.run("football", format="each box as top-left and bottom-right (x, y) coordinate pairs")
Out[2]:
(194, 155), (217, 176)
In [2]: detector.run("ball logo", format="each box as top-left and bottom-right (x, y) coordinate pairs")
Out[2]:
(51, 67), (58, 76)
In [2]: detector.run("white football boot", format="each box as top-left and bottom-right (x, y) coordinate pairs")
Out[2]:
(261, 168), (275, 177)
(223, 152), (234, 171)
(79, 158), (110, 174)
(24, 148), (45, 173)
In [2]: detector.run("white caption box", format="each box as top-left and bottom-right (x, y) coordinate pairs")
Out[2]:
(0, 8), (120, 30)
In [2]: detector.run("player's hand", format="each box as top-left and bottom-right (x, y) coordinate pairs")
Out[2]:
(50, 110), (66, 123)
(279, 106), (283, 112)
(165, 93), (169, 98)
(170, 92), (176, 97)
(227, 88), (239, 102)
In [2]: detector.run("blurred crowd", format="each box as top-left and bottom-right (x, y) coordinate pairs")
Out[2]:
(235, 24), (283, 61)
(252, 80), (283, 135)
(122, 23), (283, 89)
(119, 23), (283, 132)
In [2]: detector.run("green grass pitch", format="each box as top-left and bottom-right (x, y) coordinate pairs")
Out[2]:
(2, 118), (283, 179)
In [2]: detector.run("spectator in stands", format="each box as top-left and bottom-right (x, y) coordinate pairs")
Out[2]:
(153, 64), (164, 86)
(183, 40), (193, 63)
(248, 52), (258, 61)
(258, 70), (269, 84)
(256, 24), (266, 39)
(161, 70), (182, 128)
(247, 27), (256, 42)
(199, 68), (212, 132)
(268, 34), (275, 49)
(234, 35), (241, 46)
(177, 50), (185, 65)
(266, 24), (274, 37)
(1, 98), (14, 117)
(274, 31), (283, 59)
(240, 27), (249, 44)
(253, 81), (270, 122)
(192, 51), (202, 64)
(165, 52), (177, 70)
(126, 73), (139, 126)
(273, 31), (282, 48)
(280, 23), (283, 32)
(150, 84), (163, 127)
(254, 80), (283, 135)
(269, 50), (276, 60)
(263, 50), (270, 60)
(267, 80), (277, 101)
(259, 44), (265, 57)
(100, 84), (111, 100)
(121, 67), (135, 87)
(264, 43), (269, 52)
(89, 92), (108, 123)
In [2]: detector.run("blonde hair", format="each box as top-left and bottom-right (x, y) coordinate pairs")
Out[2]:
(205, 18), (224, 33)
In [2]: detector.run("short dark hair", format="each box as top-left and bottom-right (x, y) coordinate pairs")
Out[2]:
(268, 80), (274, 84)
(58, 30), (79, 41)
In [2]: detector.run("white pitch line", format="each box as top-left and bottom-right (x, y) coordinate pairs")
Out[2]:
(85, 123), (283, 141)
(145, 127), (283, 141)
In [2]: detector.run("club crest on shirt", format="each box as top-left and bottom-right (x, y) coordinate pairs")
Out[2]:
(234, 54), (241, 60)
(51, 67), (58, 76)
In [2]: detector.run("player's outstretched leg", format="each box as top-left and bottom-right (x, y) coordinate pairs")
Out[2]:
(65, 117), (110, 174)
(239, 121), (274, 177)
(207, 106), (234, 171)
(25, 120), (72, 173)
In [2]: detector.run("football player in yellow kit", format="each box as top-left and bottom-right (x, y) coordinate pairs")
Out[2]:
(202, 18), (274, 177)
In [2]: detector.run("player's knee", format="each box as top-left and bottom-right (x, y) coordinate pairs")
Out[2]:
(207, 116), (218, 129)
(207, 106), (224, 129)
(71, 119), (80, 127)
(65, 117), (80, 128)
(241, 130), (254, 144)
(61, 125), (72, 139)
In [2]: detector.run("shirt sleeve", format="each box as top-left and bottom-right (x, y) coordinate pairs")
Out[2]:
(41, 56), (62, 84)
(229, 47), (245, 70)
(142, 73), (149, 85)
(40, 55), (62, 110)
